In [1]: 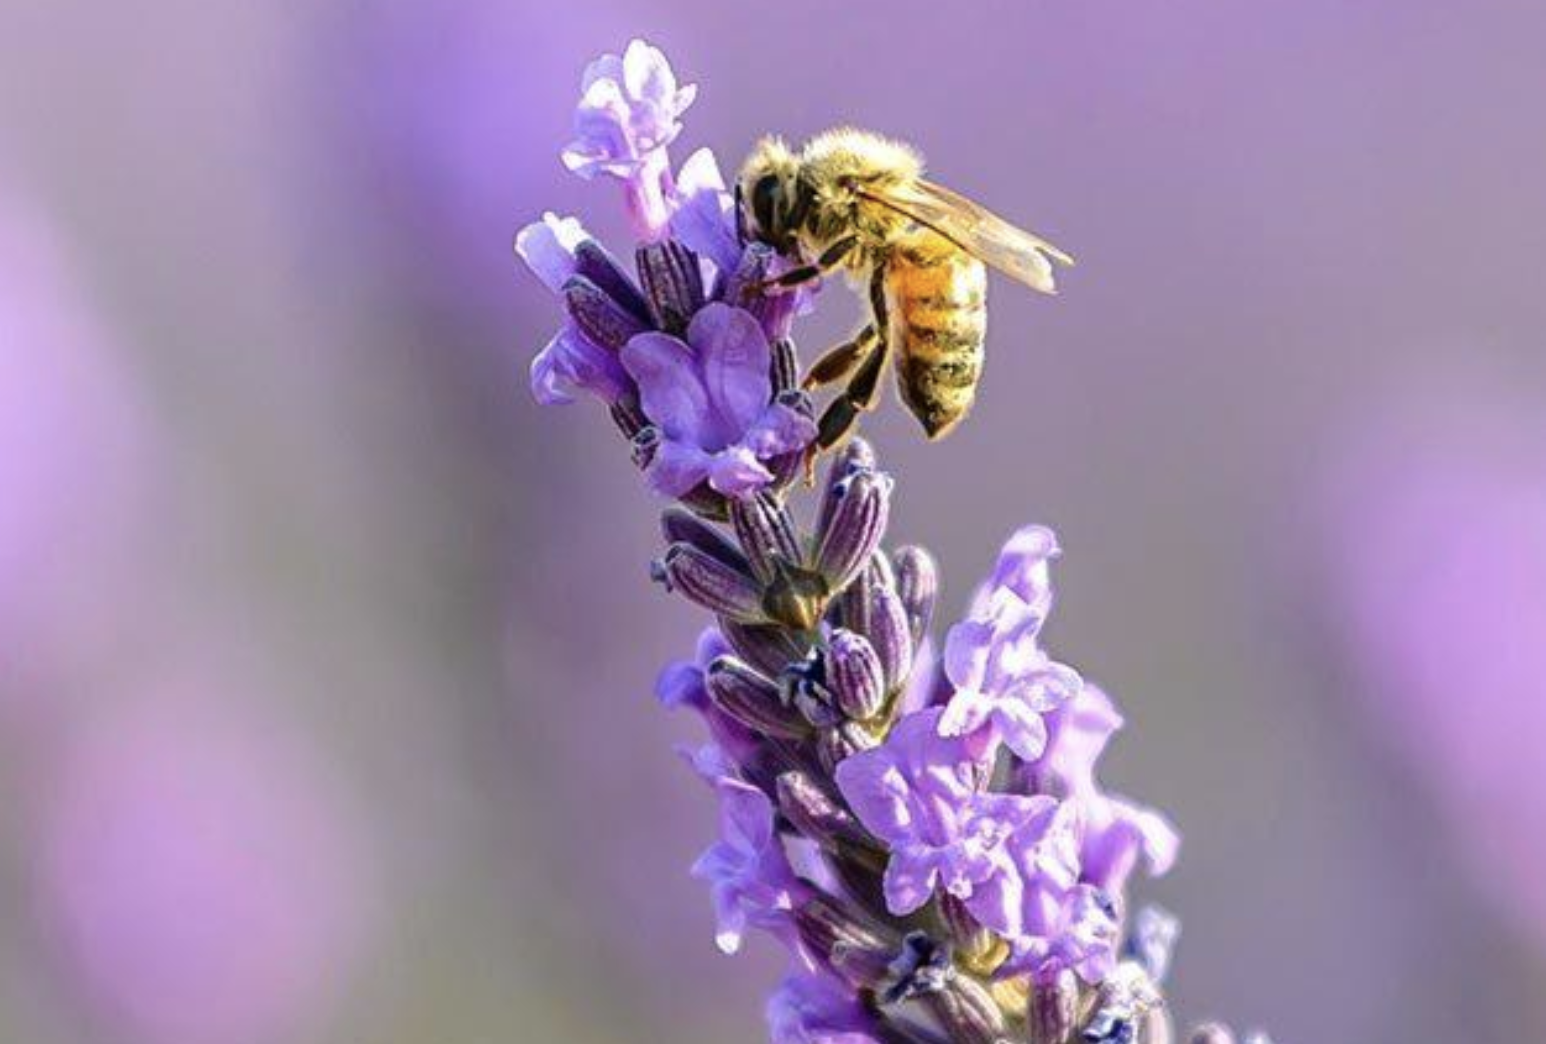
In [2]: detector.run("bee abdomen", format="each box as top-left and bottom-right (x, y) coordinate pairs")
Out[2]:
(888, 247), (988, 439)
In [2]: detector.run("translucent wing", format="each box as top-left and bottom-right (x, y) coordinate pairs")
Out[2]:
(857, 178), (1074, 293)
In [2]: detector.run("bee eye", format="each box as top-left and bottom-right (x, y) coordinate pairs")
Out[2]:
(750, 174), (782, 238)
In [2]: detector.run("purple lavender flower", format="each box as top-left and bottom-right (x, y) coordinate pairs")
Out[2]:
(766, 970), (884, 1044)
(561, 39), (697, 238)
(669, 147), (742, 277)
(516, 212), (635, 406)
(656, 625), (762, 763)
(938, 526), (1083, 762)
(834, 708), (1049, 931)
(622, 302), (816, 497)
(685, 744), (809, 956)
(1027, 685), (1180, 895)
(1005, 883), (1122, 986)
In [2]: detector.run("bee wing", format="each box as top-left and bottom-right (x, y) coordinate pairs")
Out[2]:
(857, 178), (1074, 293)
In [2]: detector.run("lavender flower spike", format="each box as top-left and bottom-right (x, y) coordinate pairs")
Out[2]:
(561, 39), (697, 238)
(525, 38), (1268, 1044)
(622, 302), (816, 498)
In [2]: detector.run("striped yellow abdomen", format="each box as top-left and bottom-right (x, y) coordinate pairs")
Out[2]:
(887, 231), (989, 439)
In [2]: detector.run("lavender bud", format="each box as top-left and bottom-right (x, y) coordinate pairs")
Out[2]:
(794, 895), (899, 990)
(893, 545), (939, 644)
(636, 240), (705, 335)
(609, 393), (648, 440)
(816, 721), (877, 774)
(771, 337), (799, 394)
(814, 466), (893, 593)
(866, 580), (916, 694)
(816, 437), (878, 538)
(834, 556), (879, 638)
(562, 275), (648, 351)
(719, 620), (812, 678)
(826, 629), (886, 721)
(1028, 968), (1080, 1044)
(572, 238), (651, 324)
(1185, 1027), (1234, 1044)
(706, 657), (808, 739)
(660, 507), (750, 573)
(657, 544), (766, 623)
(677, 484), (730, 522)
(761, 559), (830, 632)
(729, 491), (801, 585)
(776, 771), (871, 852)
(924, 975), (1006, 1044)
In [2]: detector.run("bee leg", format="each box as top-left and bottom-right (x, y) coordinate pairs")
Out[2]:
(758, 236), (859, 295)
(802, 268), (892, 482)
(803, 325), (878, 391)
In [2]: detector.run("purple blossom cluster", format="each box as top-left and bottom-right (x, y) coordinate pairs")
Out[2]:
(519, 39), (1267, 1044)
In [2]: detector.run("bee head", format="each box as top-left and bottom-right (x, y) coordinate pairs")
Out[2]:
(738, 136), (806, 254)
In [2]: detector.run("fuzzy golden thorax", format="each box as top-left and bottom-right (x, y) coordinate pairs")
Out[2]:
(740, 128), (925, 271)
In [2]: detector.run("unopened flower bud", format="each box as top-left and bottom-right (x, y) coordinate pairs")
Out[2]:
(814, 466), (892, 593)
(573, 238), (651, 324)
(562, 275), (648, 351)
(893, 545), (939, 644)
(720, 620), (813, 678)
(607, 393), (648, 442)
(657, 544), (766, 622)
(826, 629), (886, 721)
(865, 581), (916, 693)
(636, 240), (704, 335)
(923, 972), (1005, 1044)
(794, 894), (899, 990)
(706, 657), (808, 739)
(775, 771), (870, 852)
(771, 337), (799, 394)
(816, 437), (878, 537)
(1027, 968), (1080, 1044)
(729, 491), (801, 584)
(816, 721), (877, 773)
(661, 507), (750, 572)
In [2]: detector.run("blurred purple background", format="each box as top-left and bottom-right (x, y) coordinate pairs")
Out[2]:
(3, 1), (1545, 1041)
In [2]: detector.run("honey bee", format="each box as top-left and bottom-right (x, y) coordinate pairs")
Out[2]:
(737, 128), (1073, 450)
